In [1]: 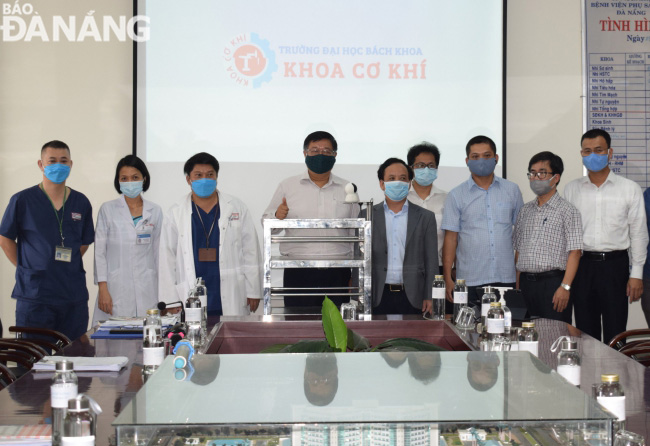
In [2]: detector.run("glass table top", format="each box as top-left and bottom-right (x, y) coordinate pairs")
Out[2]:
(114, 351), (612, 426)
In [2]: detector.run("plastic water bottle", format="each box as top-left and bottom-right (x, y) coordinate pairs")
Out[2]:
(595, 374), (625, 432)
(431, 275), (446, 320)
(51, 360), (78, 446)
(195, 277), (208, 337)
(502, 302), (512, 335)
(453, 279), (468, 323)
(486, 302), (505, 341)
(143, 308), (164, 375)
(185, 289), (203, 348)
(480, 287), (497, 330)
(518, 321), (539, 357)
(62, 394), (102, 446)
(551, 336), (581, 386)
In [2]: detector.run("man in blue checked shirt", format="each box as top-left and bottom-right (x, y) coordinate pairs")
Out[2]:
(441, 135), (524, 307)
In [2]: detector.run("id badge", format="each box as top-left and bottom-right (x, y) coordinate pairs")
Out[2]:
(136, 233), (152, 245)
(55, 246), (72, 262)
(198, 248), (217, 262)
(136, 224), (154, 245)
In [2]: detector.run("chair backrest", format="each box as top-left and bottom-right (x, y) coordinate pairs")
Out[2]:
(0, 340), (47, 359)
(0, 363), (17, 390)
(619, 345), (650, 367)
(608, 328), (650, 351)
(8, 326), (71, 354)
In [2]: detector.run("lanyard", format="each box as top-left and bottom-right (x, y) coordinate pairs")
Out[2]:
(40, 183), (67, 247)
(193, 201), (218, 249)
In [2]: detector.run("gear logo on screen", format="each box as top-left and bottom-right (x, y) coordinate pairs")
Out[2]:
(223, 33), (277, 88)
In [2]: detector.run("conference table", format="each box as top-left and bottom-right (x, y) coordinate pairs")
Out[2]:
(0, 316), (647, 445)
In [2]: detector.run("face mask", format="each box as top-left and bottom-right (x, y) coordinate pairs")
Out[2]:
(467, 158), (497, 177)
(384, 181), (410, 201)
(414, 167), (438, 186)
(530, 175), (556, 196)
(120, 181), (144, 198)
(191, 178), (217, 198)
(43, 163), (71, 184)
(305, 154), (336, 174)
(582, 153), (609, 172)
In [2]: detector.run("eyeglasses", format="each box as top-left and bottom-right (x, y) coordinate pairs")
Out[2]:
(580, 148), (609, 156)
(527, 171), (555, 180)
(413, 163), (437, 169)
(305, 148), (335, 156)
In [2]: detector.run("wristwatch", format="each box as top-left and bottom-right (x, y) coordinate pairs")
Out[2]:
(560, 283), (571, 291)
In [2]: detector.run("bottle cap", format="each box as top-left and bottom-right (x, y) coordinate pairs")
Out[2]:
(482, 286), (496, 294)
(522, 321), (535, 328)
(68, 394), (90, 411)
(456, 279), (466, 285)
(147, 308), (160, 316)
(601, 374), (619, 383)
(55, 360), (74, 372)
(434, 275), (444, 280)
(490, 302), (501, 307)
(562, 339), (578, 351)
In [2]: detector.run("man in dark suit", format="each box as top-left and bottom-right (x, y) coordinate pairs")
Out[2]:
(361, 158), (438, 315)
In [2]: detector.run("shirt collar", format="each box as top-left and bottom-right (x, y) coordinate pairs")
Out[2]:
(409, 183), (444, 200)
(467, 174), (501, 190)
(383, 199), (409, 216)
(580, 169), (616, 186)
(300, 170), (338, 187)
(536, 190), (561, 208)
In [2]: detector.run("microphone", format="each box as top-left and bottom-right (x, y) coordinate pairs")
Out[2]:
(157, 301), (185, 323)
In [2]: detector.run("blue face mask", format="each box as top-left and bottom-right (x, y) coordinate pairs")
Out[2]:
(414, 167), (438, 186)
(120, 181), (144, 198)
(191, 178), (217, 198)
(43, 163), (71, 184)
(467, 158), (497, 177)
(582, 153), (609, 172)
(384, 181), (410, 201)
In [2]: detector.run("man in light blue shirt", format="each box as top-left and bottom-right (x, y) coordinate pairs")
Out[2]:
(361, 158), (438, 315)
(441, 136), (523, 306)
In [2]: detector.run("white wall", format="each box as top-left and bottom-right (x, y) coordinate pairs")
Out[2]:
(1, 0), (647, 333)
(0, 0), (134, 331)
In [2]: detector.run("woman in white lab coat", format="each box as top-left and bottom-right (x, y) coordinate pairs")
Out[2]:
(92, 155), (163, 326)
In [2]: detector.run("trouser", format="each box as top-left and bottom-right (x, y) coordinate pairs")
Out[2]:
(374, 284), (421, 315)
(519, 270), (572, 323)
(15, 299), (89, 343)
(572, 251), (629, 343)
(642, 278), (650, 328)
(283, 268), (351, 308)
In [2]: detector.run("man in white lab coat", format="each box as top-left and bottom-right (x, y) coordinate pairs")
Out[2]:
(159, 152), (262, 315)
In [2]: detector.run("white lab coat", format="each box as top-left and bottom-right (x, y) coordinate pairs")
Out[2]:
(158, 191), (262, 315)
(92, 195), (163, 326)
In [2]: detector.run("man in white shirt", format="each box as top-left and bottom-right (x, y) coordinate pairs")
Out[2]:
(262, 131), (358, 308)
(565, 129), (649, 342)
(406, 142), (447, 271)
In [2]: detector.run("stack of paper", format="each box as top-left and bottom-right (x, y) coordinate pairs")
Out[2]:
(33, 356), (129, 372)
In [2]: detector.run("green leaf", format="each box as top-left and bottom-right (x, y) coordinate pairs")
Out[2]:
(279, 340), (334, 353)
(322, 297), (348, 352)
(347, 328), (370, 351)
(259, 343), (292, 353)
(372, 338), (447, 352)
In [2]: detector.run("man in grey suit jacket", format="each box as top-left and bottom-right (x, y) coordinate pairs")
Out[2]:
(361, 158), (438, 315)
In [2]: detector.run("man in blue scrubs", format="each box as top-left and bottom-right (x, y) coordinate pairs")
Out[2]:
(158, 152), (262, 316)
(0, 140), (94, 341)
